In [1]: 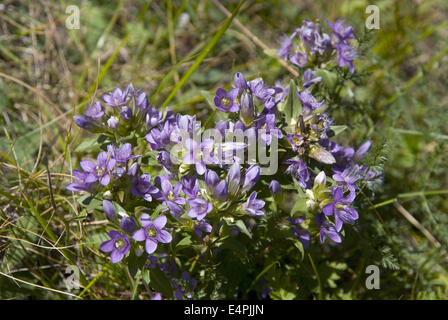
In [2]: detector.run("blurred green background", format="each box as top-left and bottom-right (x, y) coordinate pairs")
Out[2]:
(0, 0), (447, 299)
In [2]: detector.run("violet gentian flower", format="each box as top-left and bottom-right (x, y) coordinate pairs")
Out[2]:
(80, 151), (116, 186)
(66, 169), (95, 192)
(244, 191), (265, 216)
(289, 216), (311, 249)
(269, 180), (282, 194)
(187, 198), (213, 221)
(120, 217), (137, 234)
(297, 90), (325, 115)
(100, 230), (131, 263)
(322, 187), (358, 231)
(103, 87), (128, 107)
(327, 19), (355, 43)
(158, 177), (186, 216)
(214, 88), (239, 113)
(194, 220), (212, 239)
(234, 72), (248, 91)
(84, 101), (104, 119)
(132, 214), (172, 254)
(290, 52), (308, 67)
(131, 173), (160, 202)
(107, 116), (119, 129)
(303, 69), (322, 88)
(316, 213), (342, 244)
(285, 158), (310, 188)
(102, 200), (116, 220)
(107, 143), (140, 163)
(335, 42), (358, 73)
(183, 138), (219, 175)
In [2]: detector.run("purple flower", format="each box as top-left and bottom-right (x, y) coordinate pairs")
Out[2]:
(303, 69), (322, 88)
(332, 164), (362, 193)
(66, 170), (95, 192)
(312, 32), (332, 55)
(299, 20), (319, 49)
(100, 230), (130, 263)
(131, 174), (160, 202)
(181, 175), (200, 199)
(107, 143), (140, 163)
(80, 151), (116, 186)
(286, 133), (304, 153)
(132, 214), (172, 254)
(107, 116), (119, 129)
(194, 220), (212, 239)
(214, 88), (239, 113)
(285, 158), (310, 188)
(120, 217), (137, 234)
(278, 29), (299, 60)
(354, 140), (372, 161)
(187, 198), (213, 221)
(248, 78), (276, 101)
(257, 113), (283, 146)
(183, 138), (219, 175)
(145, 121), (173, 150)
(322, 187), (358, 231)
(327, 19), (355, 43)
(158, 177), (186, 216)
(146, 107), (163, 127)
(151, 293), (162, 300)
(227, 163), (241, 197)
(335, 42), (358, 73)
(157, 150), (174, 172)
(316, 213), (342, 244)
(120, 106), (132, 121)
(289, 217), (311, 249)
(242, 164), (261, 193)
(244, 191), (265, 216)
(102, 200), (116, 220)
(290, 52), (308, 67)
(73, 115), (99, 131)
(297, 90), (325, 115)
(136, 92), (149, 110)
(269, 180), (282, 194)
(103, 87), (128, 107)
(234, 72), (247, 91)
(84, 101), (104, 119)
(240, 92), (255, 125)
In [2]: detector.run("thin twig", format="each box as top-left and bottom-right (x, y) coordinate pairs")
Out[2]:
(393, 202), (441, 249)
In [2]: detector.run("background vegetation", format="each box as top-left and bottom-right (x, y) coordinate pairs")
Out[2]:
(0, 0), (447, 299)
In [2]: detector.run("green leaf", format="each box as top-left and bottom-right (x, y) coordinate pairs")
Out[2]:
(150, 267), (173, 298)
(316, 69), (338, 90)
(176, 235), (192, 248)
(200, 90), (216, 109)
(284, 79), (301, 125)
(234, 219), (252, 239)
(329, 125), (348, 136)
(74, 137), (99, 153)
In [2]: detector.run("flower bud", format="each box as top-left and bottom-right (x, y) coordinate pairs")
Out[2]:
(240, 92), (255, 125)
(269, 180), (282, 194)
(234, 72), (247, 91)
(107, 116), (119, 129)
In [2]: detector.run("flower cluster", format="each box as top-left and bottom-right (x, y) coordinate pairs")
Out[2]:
(278, 19), (359, 73)
(67, 18), (381, 299)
